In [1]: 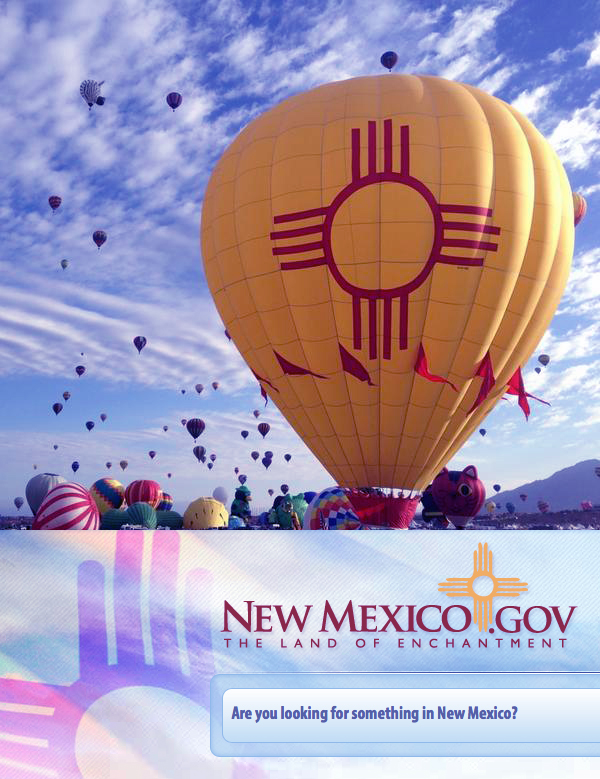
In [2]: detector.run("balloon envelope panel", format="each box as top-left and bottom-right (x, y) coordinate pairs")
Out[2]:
(201, 74), (574, 489)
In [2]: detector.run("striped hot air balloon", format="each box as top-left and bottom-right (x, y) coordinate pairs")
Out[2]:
(90, 478), (125, 515)
(157, 492), (173, 511)
(126, 502), (158, 528)
(124, 479), (161, 508)
(33, 482), (99, 529)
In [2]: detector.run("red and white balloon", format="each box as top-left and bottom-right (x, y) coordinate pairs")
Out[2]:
(33, 482), (99, 530)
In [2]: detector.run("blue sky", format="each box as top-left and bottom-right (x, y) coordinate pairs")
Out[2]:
(1, 0), (600, 515)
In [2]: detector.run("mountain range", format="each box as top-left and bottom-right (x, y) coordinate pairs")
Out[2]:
(492, 459), (600, 512)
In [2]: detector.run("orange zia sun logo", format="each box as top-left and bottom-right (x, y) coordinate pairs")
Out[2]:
(438, 543), (528, 633)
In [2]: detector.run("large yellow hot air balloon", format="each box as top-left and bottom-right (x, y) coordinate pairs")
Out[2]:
(201, 75), (574, 490)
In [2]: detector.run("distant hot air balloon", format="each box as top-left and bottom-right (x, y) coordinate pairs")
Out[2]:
(120, 460), (128, 471)
(238, 474), (247, 485)
(53, 444), (58, 450)
(212, 381), (219, 390)
(538, 354), (550, 366)
(167, 472), (172, 478)
(186, 418), (205, 441)
(80, 79), (104, 109)
(52, 402), (63, 415)
(380, 51), (398, 71)
(72, 461), (79, 473)
(493, 484), (501, 493)
(506, 501), (515, 514)
(262, 457), (271, 469)
(253, 410), (260, 418)
(208, 462), (214, 470)
(485, 500), (496, 516)
(100, 413), (107, 422)
(106, 462), (112, 469)
(264, 451), (273, 459)
(166, 92), (182, 111)
(479, 429), (486, 437)
(210, 454), (217, 462)
(127, 502), (158, 529)
(268, 489), (274, 497)
(149, 450), (156, 459)
(48, 195), (62, 212)
(234, 467), (239, 475)
(163, 425), (168, 431)
(96, 96), (105, 106)
(213, 486), (228, 504)
(280, 484), (289, 495)
(193, 445), (206, 463)
(251, 451), (259, 461)
(195, 384), (204, 393)
(133, 336), (147, 353)
(284, 453), (292, 463)
(93, 230), (107, 249)
(85, 421), (94, 431)
(60, 259), (69, 270)
(241, 430), (249, 439)
(258, 422), (270, 438)
(33, 465), (37, 469)
(595, 466), (600, 479)
(573, 192), (587, 226)
(75, 365), (85, 377)
(537, 499), (549, 514)
(63, 391), (70, 401)
(14, 497), (24, 511)
(519, 493), (527, 501)
(181, 419), (187, 426)
(535, 367), (541, 374)
(181, 389), (186, 394)
(157, 492), (174, 511)
(202, 73), (572, 492)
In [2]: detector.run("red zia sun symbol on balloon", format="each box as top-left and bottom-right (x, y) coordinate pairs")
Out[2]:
(0, 533), (264, 779)
(270, 120), (501, 360)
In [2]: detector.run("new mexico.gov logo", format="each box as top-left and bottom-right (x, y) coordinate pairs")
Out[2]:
(439, 543), (528, 633)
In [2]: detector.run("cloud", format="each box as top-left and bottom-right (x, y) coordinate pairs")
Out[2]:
(511, 83), (556, 120)
(548, 102), (600, 169)
(584, 32), (600, 68)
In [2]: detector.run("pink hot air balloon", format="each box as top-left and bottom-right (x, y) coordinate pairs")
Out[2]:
(573, 192), (587, 227)
(125, 480), (161, 508)
(33, 483), (99, 530)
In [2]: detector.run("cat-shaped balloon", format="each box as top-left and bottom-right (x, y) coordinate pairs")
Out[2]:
(431, 465), (486, 530)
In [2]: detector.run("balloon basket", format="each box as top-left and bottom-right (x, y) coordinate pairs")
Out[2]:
(346, 491), (421, 529)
